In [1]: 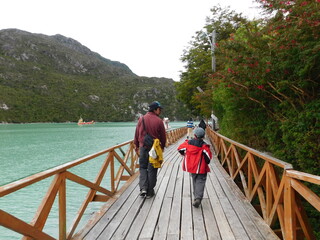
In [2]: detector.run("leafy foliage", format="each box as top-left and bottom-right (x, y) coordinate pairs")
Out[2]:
(175, 6), (249, 118)
(177, 1), (320, 173)
(177, 2), (320, 235)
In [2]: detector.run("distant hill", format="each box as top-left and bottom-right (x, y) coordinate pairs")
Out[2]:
(0, 29), (190, 123)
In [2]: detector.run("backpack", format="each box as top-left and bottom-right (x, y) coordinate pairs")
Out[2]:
(142, 117), (154, 149)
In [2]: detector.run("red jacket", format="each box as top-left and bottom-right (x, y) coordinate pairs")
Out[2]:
(134, 112), (167, 149)
(178, 139), (212, 174)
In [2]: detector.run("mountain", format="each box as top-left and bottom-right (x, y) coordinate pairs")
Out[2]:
(0, 29), (190, 123)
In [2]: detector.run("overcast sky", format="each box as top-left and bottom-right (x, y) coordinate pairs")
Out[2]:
(0, 0), (262, 81)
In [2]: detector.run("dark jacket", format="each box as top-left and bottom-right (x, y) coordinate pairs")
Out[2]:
(134, 112), (167, 149)
(177, 138), (212, 174)
(199, 119), (206, 130)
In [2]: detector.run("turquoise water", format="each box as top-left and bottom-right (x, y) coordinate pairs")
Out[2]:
(0, 122), (185, 239)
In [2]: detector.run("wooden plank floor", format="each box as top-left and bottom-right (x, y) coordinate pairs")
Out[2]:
(75, 136), (279, 240)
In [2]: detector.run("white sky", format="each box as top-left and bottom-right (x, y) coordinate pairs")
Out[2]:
(0, 0), (262, 81)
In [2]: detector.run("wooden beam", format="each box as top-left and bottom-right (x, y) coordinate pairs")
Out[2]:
(0, 141), (133, 198)
(231, 145), (249, 197)
(30, 174), (62, 230)
(92, 194), (111, 202)
(65, 171), (113, 196)
(266, 162), (272, 223)
(294, 196), (316, 240)
(248, 155), (252, 198)
(286, 170), (320, 185)
(110, 152), (115, 193)
(22, 175), (65, 240)
(0, 210), (55, 240)
(59, 175), (67, 240)
(284, 176), (296, 240)
(267, 170), (285, 236)
(211, 131), (293, 169)
(66, 151), (113, 239)
(120, 176), (131, 181)
(291, 178), (320, 212)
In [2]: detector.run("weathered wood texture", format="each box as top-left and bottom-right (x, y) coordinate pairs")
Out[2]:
(207, 128), (319, 240)
(75, 137), (279, 240)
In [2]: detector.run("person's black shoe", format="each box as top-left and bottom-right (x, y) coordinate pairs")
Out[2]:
(193, 199), (201, 208)
(146, 189), (155, 199)
(140, 189), (147, 197)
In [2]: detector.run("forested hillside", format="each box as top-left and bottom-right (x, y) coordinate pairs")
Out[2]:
(0, 29), (190, 122)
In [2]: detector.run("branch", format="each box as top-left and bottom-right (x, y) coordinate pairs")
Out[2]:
(290, 84), (306, 95)
(267, 82), (297, 110)
(231, 81), (249, 90)
(263, 89), (283, 103)
(246, 95), (284, 120)
(246, 95), (267, 108)
(267, 82), (290, 101)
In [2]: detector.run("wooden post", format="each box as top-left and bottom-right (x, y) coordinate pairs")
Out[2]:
(248, 157), (252, 197)
(130, 142), (135, 170)
(284, 174), (296, 240)
(111, 151), (115, 193)
(59, 174), (66, 240)
(231, 145), (235, 178)
(266, 163), (272, 223)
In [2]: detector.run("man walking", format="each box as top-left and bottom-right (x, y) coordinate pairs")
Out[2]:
(134, 101), (167, 198)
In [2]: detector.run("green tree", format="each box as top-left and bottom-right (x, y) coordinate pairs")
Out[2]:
(216, 0), (320, 172)
(178, 1), (320, 166)
(177, 1), (320, 236)
(175, 5), (248, 118)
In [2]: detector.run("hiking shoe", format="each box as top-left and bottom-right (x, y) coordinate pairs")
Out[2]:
(146, 189), (155, 199)
(140, 189), (147, 197)
(193, 199), (201, 208)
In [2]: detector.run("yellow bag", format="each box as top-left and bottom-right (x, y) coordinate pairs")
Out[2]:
(149, 139), (163, 168)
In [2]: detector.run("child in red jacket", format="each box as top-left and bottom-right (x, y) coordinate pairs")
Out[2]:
(178, 127), (212, 208)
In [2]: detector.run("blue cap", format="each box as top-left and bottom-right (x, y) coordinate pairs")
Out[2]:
(149, 101), (163, 111)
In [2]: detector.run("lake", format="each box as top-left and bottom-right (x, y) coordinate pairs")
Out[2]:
(0, 121), (186, 239)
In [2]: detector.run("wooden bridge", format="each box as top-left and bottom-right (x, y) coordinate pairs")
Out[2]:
(73, 137), (278, 240)
(0, 127), (319, 239)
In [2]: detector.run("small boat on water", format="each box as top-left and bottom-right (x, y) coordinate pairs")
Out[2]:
(77, 117), (95, 126)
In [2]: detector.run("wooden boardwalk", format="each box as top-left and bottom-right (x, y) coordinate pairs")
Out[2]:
(74, 136), (279, 240)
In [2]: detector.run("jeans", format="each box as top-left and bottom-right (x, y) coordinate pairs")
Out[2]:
(139, 147), (158, 192)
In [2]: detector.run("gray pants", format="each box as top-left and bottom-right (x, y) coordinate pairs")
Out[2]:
(139, 147), (158, 192)
(191, 173), (207, 200)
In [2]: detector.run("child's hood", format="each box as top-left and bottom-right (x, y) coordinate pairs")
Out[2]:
(186, 144), (203, 154)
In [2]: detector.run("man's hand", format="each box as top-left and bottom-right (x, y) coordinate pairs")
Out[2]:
(135, 148), (140, 157)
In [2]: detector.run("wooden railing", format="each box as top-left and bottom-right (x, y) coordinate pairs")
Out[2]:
(207, 128), (320, 240)
(0, 126), (187, 240)
(166, 126), (187, 146)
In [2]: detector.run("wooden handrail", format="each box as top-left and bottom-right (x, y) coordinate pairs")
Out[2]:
(207, 127), (319, 240)
(0, 126), (187, 240)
